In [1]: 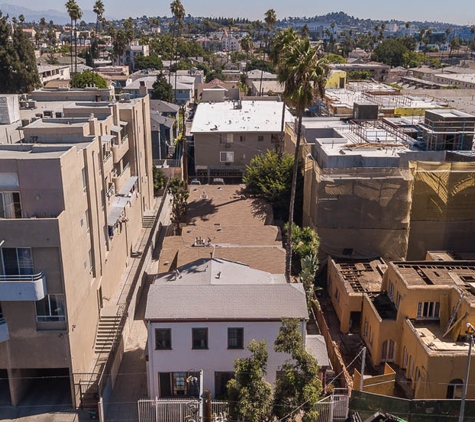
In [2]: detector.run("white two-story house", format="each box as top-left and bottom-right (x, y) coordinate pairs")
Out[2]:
(144, 257), (308, 399)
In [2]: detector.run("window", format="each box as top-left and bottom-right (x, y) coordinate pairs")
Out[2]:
(1, 248), (33, 276)
(155, 328), (172, 350)
(363, 319), (368, 338)
(388, 282), (394, 300)
(228, 327), (244, 349)
(402, 347), (408, 369)
(215, 372), (234, 399)
(417, 301), (440, 319)
(85, 210), (90, 232)
(447, 379), (464, 399)
(192, 328), (208, 349)
(257, 135), (264, 142)
(239, 135), (245, 142)
(0, 192), (21, 219)
(88, 249), (94, 274)
(81, 168), (87, 193)
(369, 327), (373, 346)
(36, 294), (66, 322)
(220, 151), (234, 163)
(158, 371), (200, 397)
(408, 356), (414, 380)
(381, 339), (396, 362)
(396, 292), (401, 309)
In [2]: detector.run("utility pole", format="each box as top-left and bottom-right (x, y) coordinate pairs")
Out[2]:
(360, 347), (366, 392)
(181, 105), (188, 186)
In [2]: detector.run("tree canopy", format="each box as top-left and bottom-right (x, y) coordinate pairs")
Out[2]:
(274, 319), (322, 422)
(70, 71), (108, 88)
(243, 150), (296, 220)
(227, 340), (273, 422)
(0, 12), (41, 93)
(135, 55), (163, 71)
(151, 73), (173, 102)
(371, 38), (409, 67)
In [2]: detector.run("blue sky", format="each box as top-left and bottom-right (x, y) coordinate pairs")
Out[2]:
(9, 0), (475, 25)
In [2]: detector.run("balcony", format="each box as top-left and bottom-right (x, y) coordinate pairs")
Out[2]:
(112, 134), (129, 163)
(113, 163), (131, 193)
(0, 318), (9, 343)
(1, 218), (60, 248)
(0, 271), (46, 301)
(103, 151), (114, 175)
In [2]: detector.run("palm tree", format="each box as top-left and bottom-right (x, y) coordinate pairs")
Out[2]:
(273, 33), (328, 281)
(65, 0), (82, 81)
(170, 0), (185, 102)
(92, 0), (105, 85)
(240, 34), (253, 60)
(92, 0), (105, 59)
(264, 9), (276, 57)
(258, 9), (277, 96)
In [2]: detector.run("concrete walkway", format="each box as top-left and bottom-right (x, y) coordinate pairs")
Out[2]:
(104, 202), (171, 422)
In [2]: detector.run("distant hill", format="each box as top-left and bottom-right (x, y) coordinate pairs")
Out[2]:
(0, 3), (101, 24)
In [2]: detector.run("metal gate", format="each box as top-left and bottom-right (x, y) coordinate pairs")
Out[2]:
(138, 398), (228, 422)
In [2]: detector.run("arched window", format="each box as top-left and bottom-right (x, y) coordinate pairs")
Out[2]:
(381, 339), (396, 362)
(447, 379), (464, 399)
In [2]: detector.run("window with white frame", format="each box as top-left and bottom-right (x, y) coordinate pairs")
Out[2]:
(220, 151), (234, 163)
(36, 294), (66, 322)
(417, 301), (440, 319)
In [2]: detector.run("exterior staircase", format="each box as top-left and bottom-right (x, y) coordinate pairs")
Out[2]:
(142, 212), (155, 228)
(94, 306), (122, 354)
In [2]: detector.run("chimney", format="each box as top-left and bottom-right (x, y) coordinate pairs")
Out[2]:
(139, 80), (147, 97)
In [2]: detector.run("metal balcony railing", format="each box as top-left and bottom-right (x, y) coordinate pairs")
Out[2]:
(0, 271), (45, 282)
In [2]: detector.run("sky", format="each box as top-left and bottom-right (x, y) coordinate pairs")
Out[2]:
(7, 0), (475, 25)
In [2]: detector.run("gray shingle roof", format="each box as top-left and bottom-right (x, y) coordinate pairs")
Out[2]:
(305, 335), (330, 368)
(145, 283), (307, 321)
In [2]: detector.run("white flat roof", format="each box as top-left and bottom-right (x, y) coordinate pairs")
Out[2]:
(191, 100), (293, 134)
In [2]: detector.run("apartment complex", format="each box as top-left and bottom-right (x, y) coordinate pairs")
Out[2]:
(0, 90), (154, 407)
(302, 109), (475, 260)
(190, 100), (293, 182)
(327, 255), (475, 400)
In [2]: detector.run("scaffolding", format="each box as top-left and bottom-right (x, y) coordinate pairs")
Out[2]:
(419, 113), (475, 151)
(344, 119), (414, 147)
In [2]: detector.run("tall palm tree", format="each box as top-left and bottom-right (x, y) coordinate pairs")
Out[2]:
(258, 9), (276, 96)
(65, 0), (82, 81)
(92, 0), (105, 85)
(170, 0), (185, 102)
(273, 33), (328, 281)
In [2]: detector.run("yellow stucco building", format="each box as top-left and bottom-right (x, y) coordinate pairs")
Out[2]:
(328, 255), (475, 399)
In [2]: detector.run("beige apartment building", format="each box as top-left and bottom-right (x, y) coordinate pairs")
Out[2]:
(327, 255), (475, 400)
(0, 91), (153, 407)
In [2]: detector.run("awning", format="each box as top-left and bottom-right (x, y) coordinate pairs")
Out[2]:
(107, 197), (130, 226)
(119, 120), (128, 127)
(118, 176), (138, 196)
(111, 125), (122, 133)
(101, 134), (116, 144)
